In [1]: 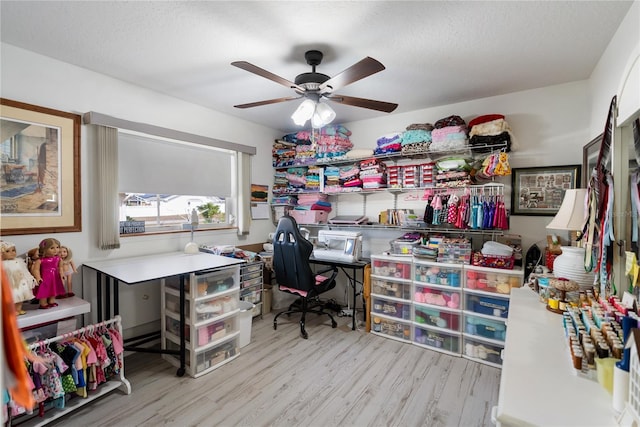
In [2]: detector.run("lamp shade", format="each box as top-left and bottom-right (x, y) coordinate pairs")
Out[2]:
(546, 189), (588, 231)
(291, 99), (315, 126)
(311, 102), (336, 128)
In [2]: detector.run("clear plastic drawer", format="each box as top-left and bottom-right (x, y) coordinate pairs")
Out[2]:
(413, 283), (462, 310)
(414, 261), (462, 287)
(414, 324), (461, 354)
(414, 305), (461, 331)
(464, 265), (523, 295)
(371, 316), (411, 341)
(371, 295), (411, 320)
(371, 255), (412, 280)
(371, 277), (412, 300)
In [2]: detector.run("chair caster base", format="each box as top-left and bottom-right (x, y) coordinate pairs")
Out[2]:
(331, 320), (337, 328)
(300, 321), (308, 339)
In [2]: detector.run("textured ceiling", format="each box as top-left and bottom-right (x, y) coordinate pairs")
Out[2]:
(0, 1), (633, 133)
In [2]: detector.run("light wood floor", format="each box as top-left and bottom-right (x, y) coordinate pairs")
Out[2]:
(49, 312), (501, 427)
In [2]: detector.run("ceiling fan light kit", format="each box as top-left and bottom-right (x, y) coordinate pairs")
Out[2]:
(232, 49), (398, 128)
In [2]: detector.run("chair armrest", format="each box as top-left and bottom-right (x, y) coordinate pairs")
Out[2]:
(316, 265), (339, 282)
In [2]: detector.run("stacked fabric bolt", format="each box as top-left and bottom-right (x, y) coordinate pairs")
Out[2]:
(360, 158), (387, 189)
(283, 167), (307, 192)
(324, 166), (341, 193)
(294, 143), (317, 165)
(430, 115), (468, 152)
(272, 139), (296, 167)
(374, 132), (403, 155)
(305, 165), (323, 192)
(468, 114), (514, 152)
(401, 123), (433, 155)
(273, 170), (289, 194)
(434, 157), (472, 188)
(339, 164), (362, 189)
(296, 193), (332, 212)
(271, 195), (298, 206)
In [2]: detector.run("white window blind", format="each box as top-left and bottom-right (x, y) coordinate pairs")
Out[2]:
(118, 132), (232, 196)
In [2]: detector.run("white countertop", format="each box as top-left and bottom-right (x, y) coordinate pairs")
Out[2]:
(496, 287), (615, 426)
(83, 252), (244, 284)
(17, 296), (90, 329)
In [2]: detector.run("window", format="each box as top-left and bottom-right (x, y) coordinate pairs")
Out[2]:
(117, 132), (234, 234)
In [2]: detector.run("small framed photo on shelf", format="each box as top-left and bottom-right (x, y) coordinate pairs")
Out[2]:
(511, 165), (581, 216)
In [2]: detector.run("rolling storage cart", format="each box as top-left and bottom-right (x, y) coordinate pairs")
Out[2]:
(161, 265), (241, 378)
(412, 259), (463, 356)
(462, 264), (523, 368)
(239, 260), (264, 318)
(369, 254), (413, 343)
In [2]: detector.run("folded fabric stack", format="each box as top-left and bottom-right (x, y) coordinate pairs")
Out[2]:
(296, 193), (332, 212)
(339, 164), (362, 189)
(305, 165), (323, 192)
(434, 157), (472, 188)
(273, 170), (289, 194)
(272, 139), (297, 167)
(360, 158), (387, 189)
(283, 167), (307, 192)
(289, 125), (353, 163)
(374, 132), (403, 155)
(401, 123), (433, 155)
(468, 114), (514, 152)
(271, 195), (298, 206)
(345, 148), (374, 160)
(430, 117), (468, 152)
(295, 143), (317, 165)
(324, 166), (341, 193)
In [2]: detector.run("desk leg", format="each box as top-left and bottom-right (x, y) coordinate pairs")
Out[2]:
(97, 273), (103, 322)
(352, 267), (357, 331)
(177, 275), (186, 377)
(114, 279), (119, 316)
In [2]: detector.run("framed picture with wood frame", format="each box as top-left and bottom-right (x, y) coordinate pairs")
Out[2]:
(0, 99), (81, 235)
(511, 165), (581, 216)
(582, 133), (603, 187)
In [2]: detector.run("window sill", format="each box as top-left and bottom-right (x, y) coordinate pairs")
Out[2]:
(120, 225), (237, 237)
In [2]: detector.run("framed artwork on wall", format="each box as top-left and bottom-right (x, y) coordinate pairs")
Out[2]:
(511, 165), (581, 216)
(582, 133), (603, 187)
(0, 98), (81, 235)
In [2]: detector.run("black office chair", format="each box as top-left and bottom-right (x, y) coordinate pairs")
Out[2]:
(272, 215), (338, 339)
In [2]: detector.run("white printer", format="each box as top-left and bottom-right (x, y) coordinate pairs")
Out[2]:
(312, 230), (363, 263)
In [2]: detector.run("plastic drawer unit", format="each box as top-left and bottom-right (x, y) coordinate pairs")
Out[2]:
(413, 324), (461, 356)
(463, 335), (504, 368)
(463, 291), (510, 319)
(371, 254), (412, 281)
(370, 316), (412, 343)
(161, 264), (242, 377)
(414, 304), (461, 332)
(371, 277), (412, 299)
(464, 313), (506, 341)
(414, 283), (462, 310)
(414, 260), (462, 287)
(240, 261), (264, 317)
(371, 295), (411, 321)
(464, 265), (524, 295)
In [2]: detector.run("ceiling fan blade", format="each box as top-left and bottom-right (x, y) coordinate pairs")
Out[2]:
(319, 57), (386, 92)
(234, 96), (301, 109)
(231, 61), (305, 92)
(326, 94), (398, 113)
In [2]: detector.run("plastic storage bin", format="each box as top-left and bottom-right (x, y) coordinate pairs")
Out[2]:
(238, 300), (255, 348)
(371, 278), (412, 299)
(464, 313), (506, 341)
(413, 283), (462, 310)
(414, 261), (462, 287)
(464, 293), (510, 318)
(371, 316), (411, 342)
(414, 305), (461, 331)
(371, 295), (411, 320)
(464, 265), (523, 295)
(371, 255), (412, 280)
(463, 336), (503, 366)
(413, 324), (461, 355)
(289, 209), (329, 224)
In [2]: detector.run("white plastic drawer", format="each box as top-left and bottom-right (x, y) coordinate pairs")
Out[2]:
(414, 304), (461, 331)
(463, 336), (504, 366)
(414, 261), (463, 288)
(371, 316), (411, 341)
(371, 255), (412, 280)
(371, 277), (412, 300)
(413, 283), (462, 310)
(464, 265), (523, 295)
(371, 295), (411, 320)
(413, 324), (461, 354)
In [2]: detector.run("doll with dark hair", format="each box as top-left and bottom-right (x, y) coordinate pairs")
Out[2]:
(32, 238), (66, 309)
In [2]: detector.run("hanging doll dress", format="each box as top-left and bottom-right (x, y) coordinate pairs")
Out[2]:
(35, 256), (66, 299)
(3, 258), (36, 303)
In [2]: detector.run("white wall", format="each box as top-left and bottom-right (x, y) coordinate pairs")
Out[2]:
(1, 44), (279, 333)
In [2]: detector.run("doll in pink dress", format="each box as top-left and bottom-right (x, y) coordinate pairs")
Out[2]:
(32, 238), (66, 309)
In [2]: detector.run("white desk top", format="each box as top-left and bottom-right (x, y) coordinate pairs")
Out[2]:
(496, 287), (615, 426)
(83, 252), (244, 284)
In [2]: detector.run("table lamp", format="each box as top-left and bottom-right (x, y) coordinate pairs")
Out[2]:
(184, 208), (200, 254)
(545, 188), (594, 290)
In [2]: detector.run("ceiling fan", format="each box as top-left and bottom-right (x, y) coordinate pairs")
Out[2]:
(231, 50), (398, 127)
